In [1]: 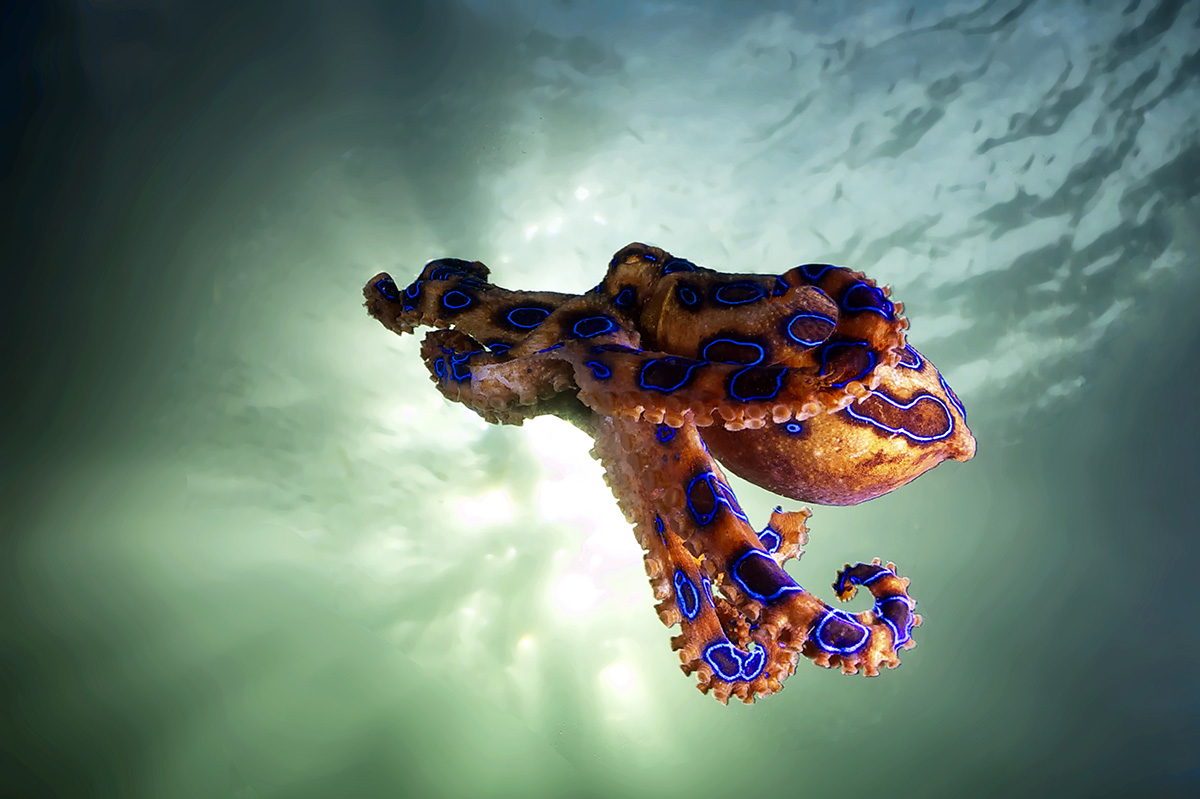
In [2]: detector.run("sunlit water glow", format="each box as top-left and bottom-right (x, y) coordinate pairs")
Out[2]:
(9, 0), (1199, 796)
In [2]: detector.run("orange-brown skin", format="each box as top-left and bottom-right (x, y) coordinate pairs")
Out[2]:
(363, 243), (976, 702)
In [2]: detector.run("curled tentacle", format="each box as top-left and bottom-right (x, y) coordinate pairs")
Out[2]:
(591, 412), (919, 702)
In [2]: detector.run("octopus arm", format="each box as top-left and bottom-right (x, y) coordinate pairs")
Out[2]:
(560, 341), (882, 431)
(363, 264), (575, 352)
(591, 413), (920, 703)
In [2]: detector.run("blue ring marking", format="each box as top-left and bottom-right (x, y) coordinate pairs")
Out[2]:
(586, 361), (611, 380)
(812, 610), (870, 655)
(712, 475), (748, 522)
(712, 281), (767, 306)
(663, 258), (696, 273)
(450, 361), (472, 381)
(758, 526), (781, 554)
(700, 338), (765, 366)
(427, 264), (469, 281)
(940, 372), (967, 418)
(702, 641), (767, 682)
(845, 392), (954, 442)
(701, 575), (713, 603)
(677, 286), (699, 307)
(784, 421), (803, 435)
(572, 315), (616, 338)
(773, 275), (790, 296)
(402, 282), (422, 311)
(875, 595), (916, 647)
(442, 290), (472, 310)
(674, 570), (702, 621)
(742, 645), (766, 679)
(535, 343), (564, 353)
(686, 471), (750, 527)
(899, 345), (923, 370)
(655, 424), (676, 443)
(862, 567), (894, 585)
(432, 358), (446, 381)
(834, 564), (894, 595)
(800, 263), (835, 282)
(784, 312), (837, 346)
(639, 356), (703, 393)
(487, 342), (511, 355)
(425, 258), (478, 280)
(654, 515), (664, 536)
(615, 287), (636, 308)
(374, 277), (400, 300)
(842, 281), (895, 319)
(505, 306), (551, 329)
(729, 549), (803, 603)
(686, 472), (719, 526)
(727, 366), (786, 402)
(818, 341), (877, 387)
(642, 252), (658, 262)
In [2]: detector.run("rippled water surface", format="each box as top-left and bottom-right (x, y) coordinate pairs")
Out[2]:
(6, 1), (1200, 796)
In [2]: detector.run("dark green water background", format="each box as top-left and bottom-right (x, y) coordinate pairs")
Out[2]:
(5, 1), (1199, 797)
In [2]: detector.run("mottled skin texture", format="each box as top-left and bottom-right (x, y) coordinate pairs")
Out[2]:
(364, 243), (976, 703)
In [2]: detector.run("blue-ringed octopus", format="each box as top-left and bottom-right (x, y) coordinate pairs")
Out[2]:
(364, 242), (976, 703)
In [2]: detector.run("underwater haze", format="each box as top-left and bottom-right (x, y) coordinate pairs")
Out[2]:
(5, 0), (1200, 796)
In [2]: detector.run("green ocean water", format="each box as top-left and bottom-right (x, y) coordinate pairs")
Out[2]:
(5, 1), (1199, 797)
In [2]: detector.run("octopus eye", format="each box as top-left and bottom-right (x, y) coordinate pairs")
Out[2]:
(374, 277), (400, 300)
(818, 341), (876, 387)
